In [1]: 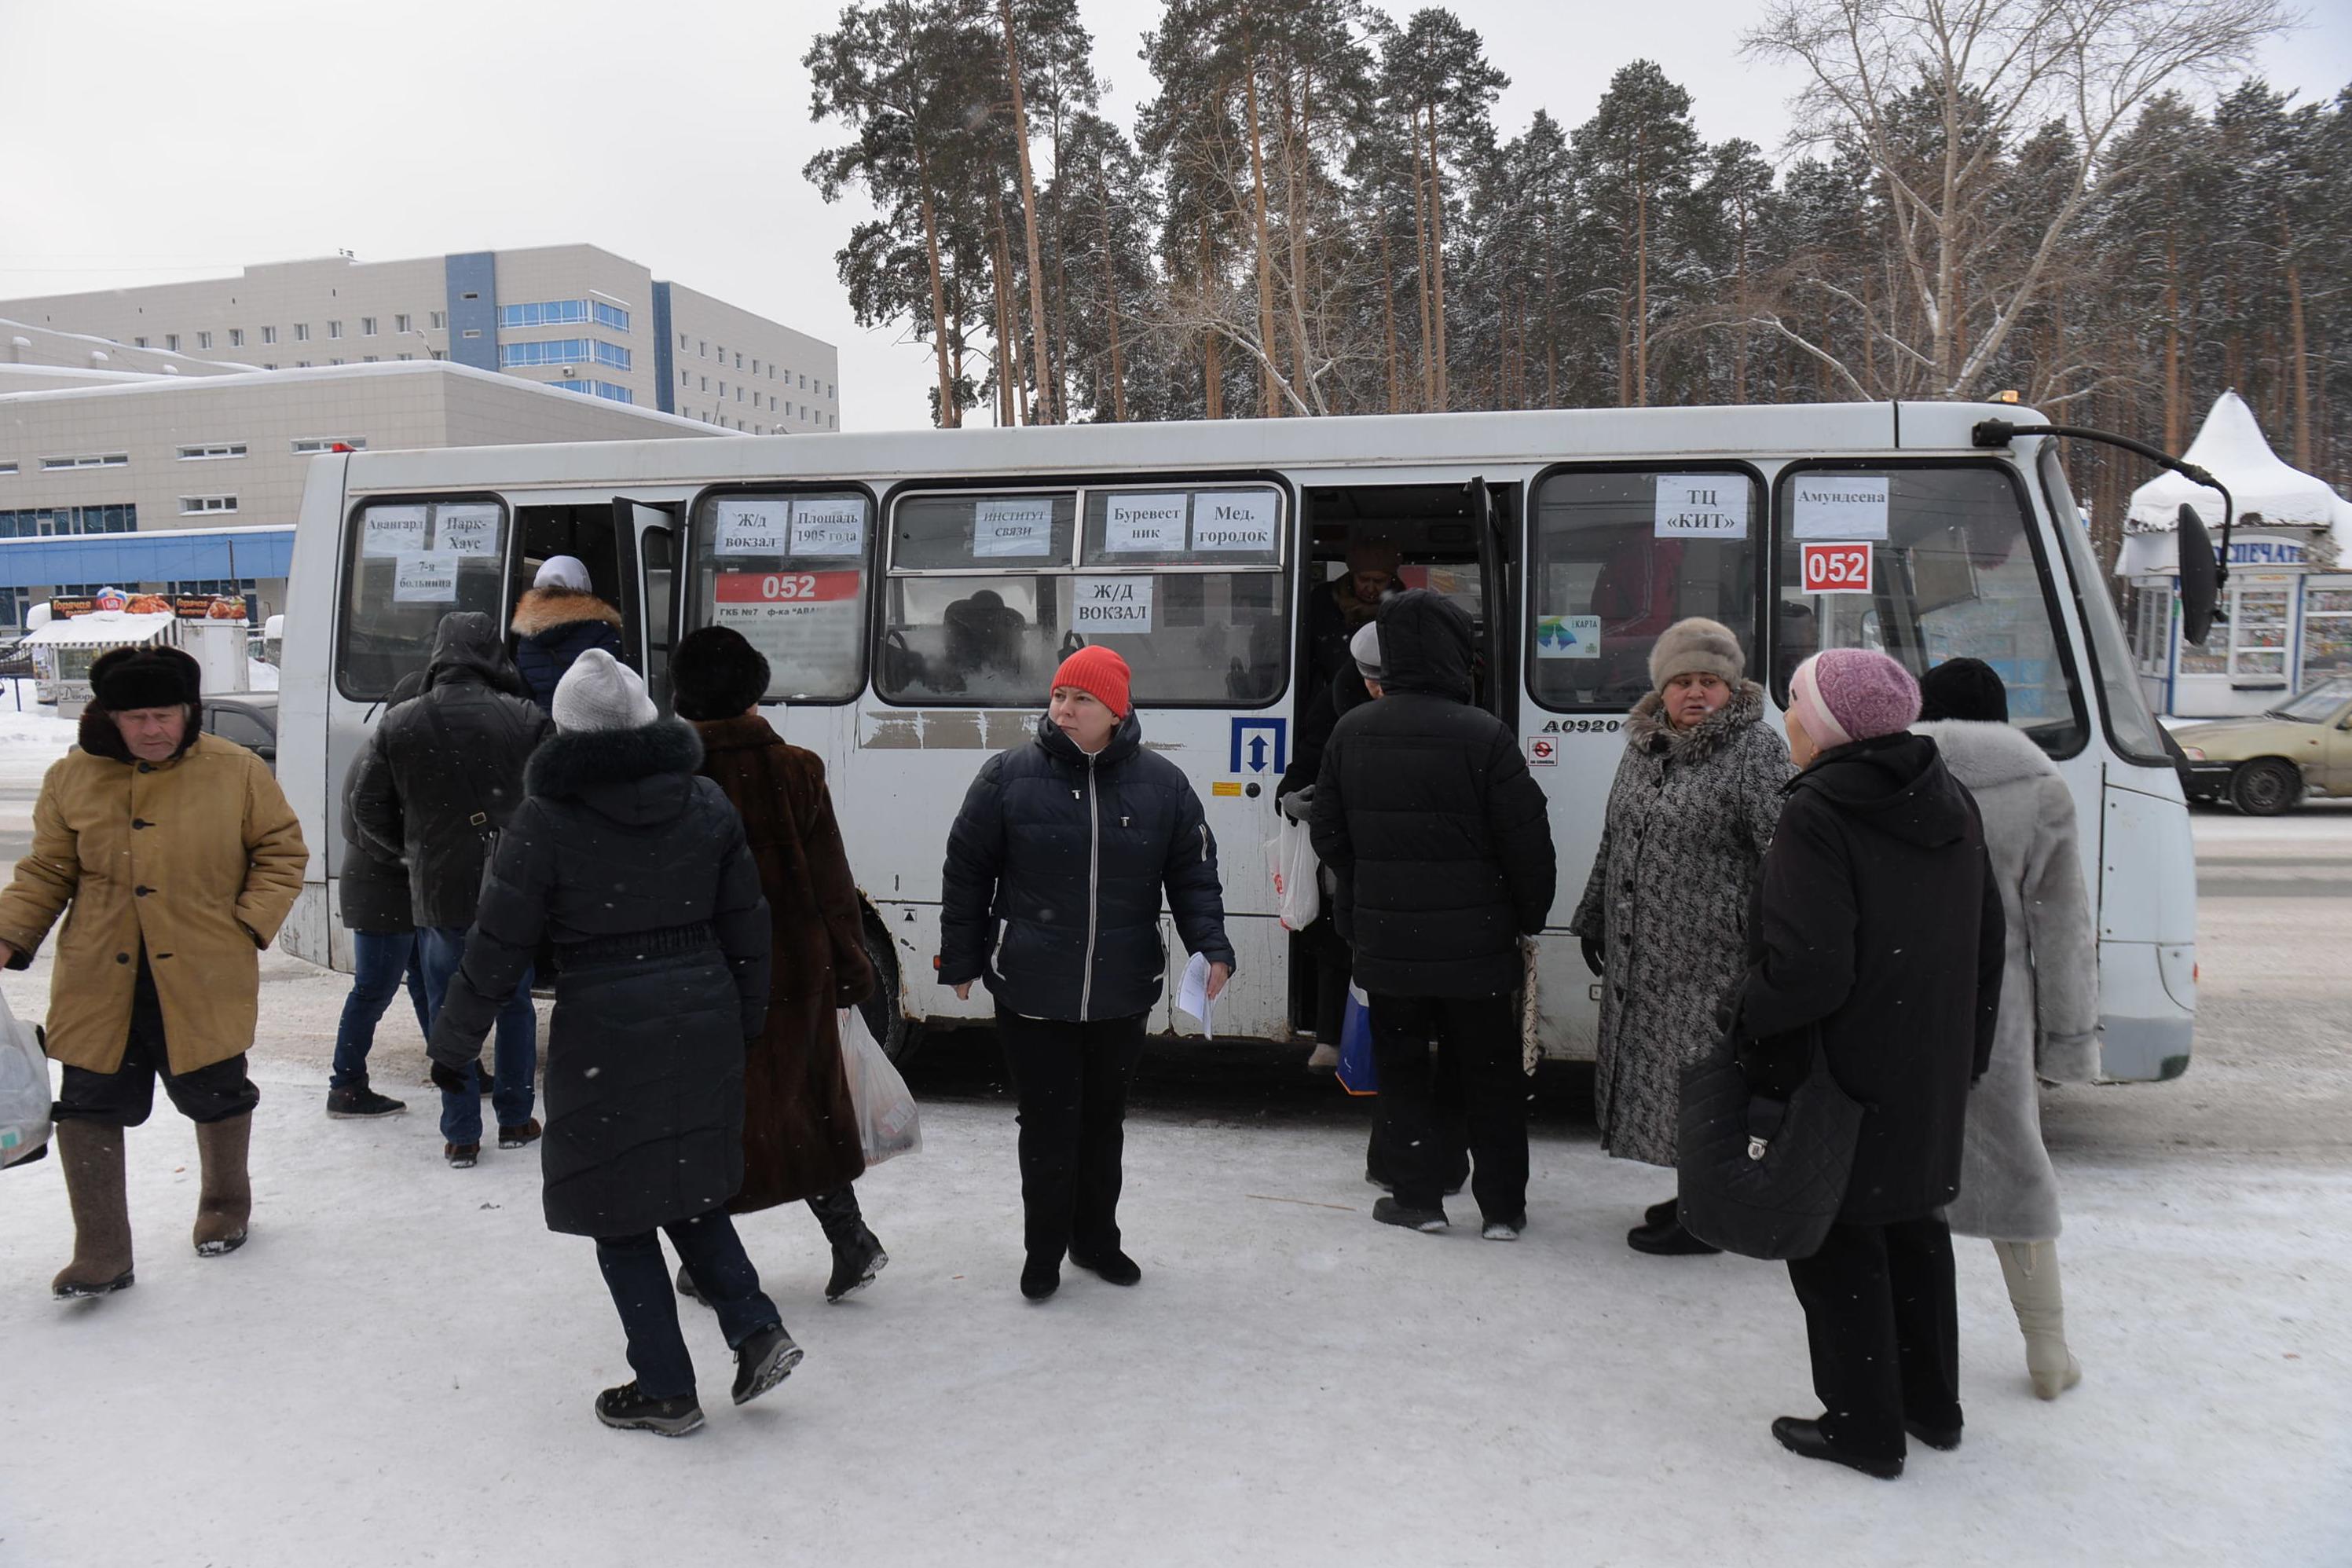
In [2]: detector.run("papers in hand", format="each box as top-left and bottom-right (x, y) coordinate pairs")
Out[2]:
(1177, 951), (1216, 1039)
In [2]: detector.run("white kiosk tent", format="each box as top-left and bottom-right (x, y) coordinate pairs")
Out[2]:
(18, 608), (178, 713)
(2118, 391), (2350, 717)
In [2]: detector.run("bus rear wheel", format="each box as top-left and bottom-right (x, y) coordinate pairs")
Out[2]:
(2230, 758), (2303, 816)
(855, 914), (918, 1066)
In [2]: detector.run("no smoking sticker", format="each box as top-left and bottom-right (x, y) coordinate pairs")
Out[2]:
(1526, 736), (1559, 767)
(1801, 540), (1874, 595)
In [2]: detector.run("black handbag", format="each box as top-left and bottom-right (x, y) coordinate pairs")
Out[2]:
(1676, 1021), (1864, 1262)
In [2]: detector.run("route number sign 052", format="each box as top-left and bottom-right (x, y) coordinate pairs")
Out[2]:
(1800, 540), (1874, 595)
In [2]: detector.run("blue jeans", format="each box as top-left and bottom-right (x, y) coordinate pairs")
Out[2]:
(329, 929), (432, 1090)
(595, 1207), (783, 1400)
(417, 924), (537, 1144)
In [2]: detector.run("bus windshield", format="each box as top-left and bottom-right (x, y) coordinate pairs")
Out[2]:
(335, 497), (509, 701)
(877, 484), (1288, 707)
(1772, 463), (2087, 756)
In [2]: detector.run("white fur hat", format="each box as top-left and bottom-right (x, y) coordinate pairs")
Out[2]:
(551, 647), (657, 732)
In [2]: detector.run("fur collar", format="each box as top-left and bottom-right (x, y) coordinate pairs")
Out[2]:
(1624, 679), (1767, 761)
(1912, 718), (2055, 790)
(526, 717), (703, 800)
(511, 588), (623, 639)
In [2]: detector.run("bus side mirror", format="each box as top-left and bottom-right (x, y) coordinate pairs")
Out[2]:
(2178, 503), (2220, 647)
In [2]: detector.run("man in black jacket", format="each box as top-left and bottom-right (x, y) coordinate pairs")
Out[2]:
(1310, 590), (1555, 1237)
(351, 612), (554, 1166)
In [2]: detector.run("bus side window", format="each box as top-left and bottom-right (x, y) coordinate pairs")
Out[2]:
(335, 500), (508, 701)
(686, 490), (870, 704)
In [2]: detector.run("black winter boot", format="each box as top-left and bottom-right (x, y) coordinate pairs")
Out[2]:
(595, 1382), (704, 1438)
(808, 1185), (888, 1302)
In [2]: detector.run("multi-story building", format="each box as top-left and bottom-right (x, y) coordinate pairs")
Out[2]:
(0, 244), (840, 434)
(0, 358), (724, 633)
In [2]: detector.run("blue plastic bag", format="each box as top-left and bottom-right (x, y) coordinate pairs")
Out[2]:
(1336, 984), (1376, 1097)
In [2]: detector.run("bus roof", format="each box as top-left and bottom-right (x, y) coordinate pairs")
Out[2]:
(335, 401), (2042, 494)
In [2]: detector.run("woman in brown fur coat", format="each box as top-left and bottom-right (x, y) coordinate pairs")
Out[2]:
(669, 625), (887, 1303)
(511, 555), (624, 713)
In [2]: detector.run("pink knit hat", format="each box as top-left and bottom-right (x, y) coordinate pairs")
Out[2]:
(1788, 648), (1920, 749)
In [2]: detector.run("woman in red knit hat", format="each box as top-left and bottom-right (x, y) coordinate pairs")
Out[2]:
(939, 645), (1236, 1301)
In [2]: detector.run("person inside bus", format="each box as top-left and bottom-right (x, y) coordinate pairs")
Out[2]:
(941, 588), (1028, 698)
(1734, 647), (2003, 1479)
(1914, 657), (2097, 1402)
(1310, 590), (1555, 1239)
(1304, 537), (1399, 698)
(668, 625), (890, 1306)
(939, 646), (1235, 1302)
(511, 555), (623, 713)
(1570, 617), (1791, 1256)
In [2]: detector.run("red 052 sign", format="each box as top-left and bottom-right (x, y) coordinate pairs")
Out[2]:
(1800, 540), (1874, 595)
(713, 570), (859, 604)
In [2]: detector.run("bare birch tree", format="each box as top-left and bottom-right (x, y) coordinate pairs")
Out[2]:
(1744, 0), (2291, 398)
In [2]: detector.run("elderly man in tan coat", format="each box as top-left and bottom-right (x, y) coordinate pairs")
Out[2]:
(0, 644), (306, 1299)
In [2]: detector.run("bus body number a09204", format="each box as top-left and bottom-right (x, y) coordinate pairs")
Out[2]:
(713, 570), (859, 605)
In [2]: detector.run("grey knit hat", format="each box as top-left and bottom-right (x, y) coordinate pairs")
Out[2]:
(551, 647), (658, 732)
(1647, 616), (1744, 691)
(1350, 622), (1385, 681)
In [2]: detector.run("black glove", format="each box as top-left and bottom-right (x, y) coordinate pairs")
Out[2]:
(1580, 935), (1604, 977)
(429, 1059), (475, 1095)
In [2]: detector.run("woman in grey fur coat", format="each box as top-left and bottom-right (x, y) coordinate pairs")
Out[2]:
(1570, 617), (1792, 1255)
(1917, 658), (2099, 1400)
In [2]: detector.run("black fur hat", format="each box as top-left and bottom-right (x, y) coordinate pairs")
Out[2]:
(670, 625), (771, 721)
(1918, 656), (2010, 725)
(90, 644), (202, 713)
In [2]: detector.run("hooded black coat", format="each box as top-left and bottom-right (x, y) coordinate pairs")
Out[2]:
(940, 710), (1234, 1023)
(426, 719), (771, 1238)
(1732, 731), (2006, 1225)
(1310, 590), (1555, 998)
(350, 613), (553, 931)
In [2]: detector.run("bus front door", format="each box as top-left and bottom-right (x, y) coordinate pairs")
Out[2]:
(611, 498), (683, 705)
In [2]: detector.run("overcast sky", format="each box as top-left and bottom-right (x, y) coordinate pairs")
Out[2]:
(2, 0), (2345, 432)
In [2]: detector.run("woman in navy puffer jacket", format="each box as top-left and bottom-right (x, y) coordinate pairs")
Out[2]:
(940, 646), (1233, 1302)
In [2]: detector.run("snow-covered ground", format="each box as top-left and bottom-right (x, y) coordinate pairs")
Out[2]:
(1, 947), (2346, 1566)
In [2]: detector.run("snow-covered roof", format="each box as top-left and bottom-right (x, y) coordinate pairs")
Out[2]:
(2127, 391), (2352, 534)
(18, 610), (176, 649)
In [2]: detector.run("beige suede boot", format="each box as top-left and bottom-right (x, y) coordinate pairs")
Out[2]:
(1994, 1239), (2083, 1399)
(52, 1120), (135, 1298)
(192, 1112), (252, 1257)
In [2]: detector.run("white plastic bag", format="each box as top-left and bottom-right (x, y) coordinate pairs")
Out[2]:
(1271, 816), (1321, 931)
(840, 1007), (921, 1166)
(0, 987), (51, 1171)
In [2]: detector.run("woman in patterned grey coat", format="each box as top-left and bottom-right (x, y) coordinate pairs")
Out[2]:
(1569, 617), (1792, 1255)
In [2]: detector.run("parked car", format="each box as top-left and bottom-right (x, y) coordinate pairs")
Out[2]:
(202, 691), (279, 772)
(2172, 677), (2352, 814)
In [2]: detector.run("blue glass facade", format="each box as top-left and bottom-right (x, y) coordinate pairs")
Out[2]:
(493, 299), (632, 332)
(500, 299), (590, 328)
(500, 339), (632, 371)
(0, 504), (137, 537)
(547, 379), (636, 404)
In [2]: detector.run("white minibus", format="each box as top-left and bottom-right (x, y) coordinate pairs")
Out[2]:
(274, 402), (2198, 1080)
